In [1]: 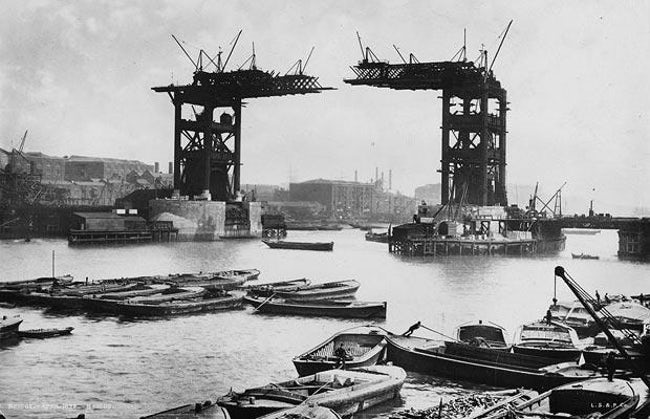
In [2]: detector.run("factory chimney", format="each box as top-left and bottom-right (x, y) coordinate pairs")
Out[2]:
(381, 171), (384, 186)
(154, 162), (160, 174)
(354, 170), (358, 182)
(168, 162), (173, 174)
(375, 167), (379, 184)
(389, 169), (392, 190)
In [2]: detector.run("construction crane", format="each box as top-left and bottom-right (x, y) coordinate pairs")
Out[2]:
(0, 130), (44, 240)
(554, 266), (650, 390)
(528, 182), (566, 218)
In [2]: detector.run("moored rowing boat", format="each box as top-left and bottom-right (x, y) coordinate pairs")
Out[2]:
(117, 292), (243, 316)
(272, 280), (360, 301)
(244, 279), (311, 297)
(262, 240), (334, 251)
(244, 296), (386, 319)
(217, 365), (406, 419)
(18, 327), (74, 338)
(292, 326), (388, 376)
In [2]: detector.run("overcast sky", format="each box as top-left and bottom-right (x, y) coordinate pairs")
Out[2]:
(1, 1), (648, 214)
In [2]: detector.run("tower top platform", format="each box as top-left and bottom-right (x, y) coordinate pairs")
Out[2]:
(153, 69), (333, 106)
(344, 60), (502, 91)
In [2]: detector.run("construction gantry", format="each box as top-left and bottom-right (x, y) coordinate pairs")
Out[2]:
(344, 26), (511, 207)
(153, 36), (332, 201)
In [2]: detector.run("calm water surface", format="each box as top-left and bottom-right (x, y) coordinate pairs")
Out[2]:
(1, 229), (648, 418)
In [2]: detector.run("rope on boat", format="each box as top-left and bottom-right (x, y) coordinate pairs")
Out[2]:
(420, 324), (459, 342)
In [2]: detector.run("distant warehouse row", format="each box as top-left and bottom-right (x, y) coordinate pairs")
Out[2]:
(0, 148), (173, 206)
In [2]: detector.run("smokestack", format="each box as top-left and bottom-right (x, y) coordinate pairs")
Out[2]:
(381, 171), (384, 185)
(389, 169), (392, 190)
(375, 167), (379, 183)
(354, 170), (358, 182)
(168, 162), (173, 174)
(154, 162), (160, 174)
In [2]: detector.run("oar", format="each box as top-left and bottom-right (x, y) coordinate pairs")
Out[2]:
(253, 293), (277, 312)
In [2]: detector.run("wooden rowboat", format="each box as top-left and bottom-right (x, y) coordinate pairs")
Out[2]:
(54, 282), (139, 297)
(165, 269), (260, 290)
(18, 327), (74, 338)
(571, 253), (599, 260)
(244, 296), (386, 319)
(272, 280), (360, 301)
(365, 231), (389, 243)
(512, 320), (583, 362)
(117, 292), (243, 317)
(454, 320), (510, 350)
(127, 287), (207, 305)
(217, 365), (406, 419)
(262, 240), (334, 251)
(96, 284), (171, 300)
(243, 279), (311, 297)
(292, 326), (388, 376)
(0, 315), (22, 338)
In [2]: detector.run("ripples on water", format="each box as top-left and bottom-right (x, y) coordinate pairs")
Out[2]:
(1, 229), (648, 418)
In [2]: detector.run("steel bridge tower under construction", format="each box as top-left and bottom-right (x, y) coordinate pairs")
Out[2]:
(153, 36), (332, 202)
(344, 28), (511, 207)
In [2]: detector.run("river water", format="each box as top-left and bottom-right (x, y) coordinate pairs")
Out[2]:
(1, 229), (648, 418)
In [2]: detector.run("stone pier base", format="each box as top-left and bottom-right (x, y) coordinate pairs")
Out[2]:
(149, 199), (263, 241)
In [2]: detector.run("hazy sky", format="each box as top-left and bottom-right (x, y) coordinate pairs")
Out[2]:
(1, 1), (648, 214)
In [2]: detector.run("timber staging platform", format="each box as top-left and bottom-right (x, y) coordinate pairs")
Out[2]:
(388, 237), (566, 257)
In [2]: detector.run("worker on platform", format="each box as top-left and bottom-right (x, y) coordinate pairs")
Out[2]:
(605, 293), (611, 304)
(545, 309), (553, 325)
(595, 290), (601, 305)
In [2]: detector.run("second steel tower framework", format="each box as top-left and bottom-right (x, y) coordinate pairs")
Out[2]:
(344, 26), (511, 207)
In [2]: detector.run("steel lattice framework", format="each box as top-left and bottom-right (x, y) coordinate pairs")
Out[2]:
(153, 69), (332, 201)
(344, 60), (508, 207)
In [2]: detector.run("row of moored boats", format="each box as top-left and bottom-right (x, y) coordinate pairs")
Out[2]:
(0, 272), (386, 319)
(141, 320), (650, 418)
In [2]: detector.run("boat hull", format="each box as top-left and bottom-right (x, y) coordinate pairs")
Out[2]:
(293, 328), (388, 376)
(117, 294), (243, 317)
(273, 281), (360, 301)
(262, 240), (334, 251)
(443, 342), (561, 369)
(244, 279), (311, 298)
(219, 366), (405, 419)
(512, 345), (582, 363)
(245, 297), (386, 319)
(0, 316), (23, 338)
(18, 327), (74, 338)
(385, 336), (599, 391)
